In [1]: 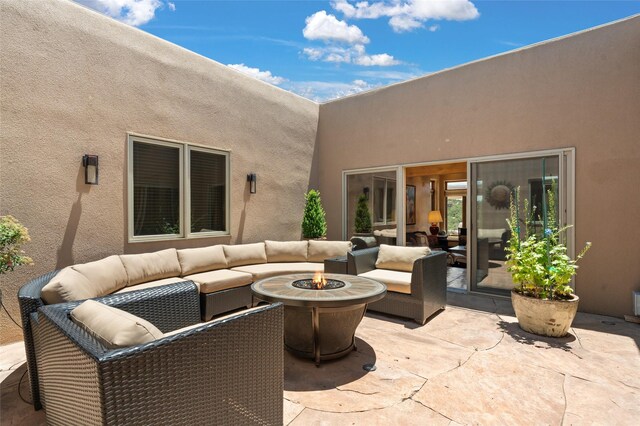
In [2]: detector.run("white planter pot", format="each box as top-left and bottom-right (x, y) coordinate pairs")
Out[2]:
(511, 291), (579, 337)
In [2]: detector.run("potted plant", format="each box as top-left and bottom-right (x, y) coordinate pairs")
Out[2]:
(353, 194), (372, 236)
(506, 185), (591, 337)
(302, 189), (327, 239)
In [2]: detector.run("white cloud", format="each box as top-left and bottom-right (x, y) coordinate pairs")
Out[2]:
(354, 52), (399, 66)
(283, 79), (376, 102)
(75, 0), (175, 26)
(167, 2), (175, 11)
(303, 11), (370, 44)
(302, 44), (400, 67)
(331, 0), (479, 32)
(227, 64), (286, 86)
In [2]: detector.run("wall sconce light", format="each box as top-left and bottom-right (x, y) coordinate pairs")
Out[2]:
(82, 154), (99, 185)
(363, 186), (370, 200)
(247, 173), (257, 194)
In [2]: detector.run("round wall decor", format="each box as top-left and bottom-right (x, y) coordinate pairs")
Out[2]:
(485, 181), (514, 210)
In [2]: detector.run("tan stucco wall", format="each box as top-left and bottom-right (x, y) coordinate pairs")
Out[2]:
(0, 0), (319, 343)
(317, 16), (640, 318)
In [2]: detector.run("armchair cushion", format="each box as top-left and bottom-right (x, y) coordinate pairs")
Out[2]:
(223, 243), (267, 267)
(120, 249), (181, 286)
(307, 240), (352, 262)
(358, 269), (412, 294)
(375, 244), (430, 272)
(41, 255), (128, 304)
(265, 240), (309, 262)
(183, 269), (253, 294)
(40, 267), (96, 304)
(177, 245), (228, 275)
(70, 300), (163, 349)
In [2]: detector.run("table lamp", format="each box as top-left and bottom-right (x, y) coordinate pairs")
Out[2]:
(428, 210), (443, 235)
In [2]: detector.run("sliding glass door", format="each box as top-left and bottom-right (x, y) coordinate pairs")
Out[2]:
(469, 151), (573, 295)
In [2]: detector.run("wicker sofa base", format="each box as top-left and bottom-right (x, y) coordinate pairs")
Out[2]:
(367, 291), (444, 325)
(200, 285), (253, 321)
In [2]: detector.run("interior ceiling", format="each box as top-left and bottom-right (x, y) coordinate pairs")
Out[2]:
(405, 162), (467, 177)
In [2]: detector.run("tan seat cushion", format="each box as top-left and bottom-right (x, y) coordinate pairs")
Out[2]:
(231, 262), (323, 281)
(223, 243), (267, 268)
(115, 277), (194, 294)
(120, 249), (181, 286)
(183, 269), (253, 294)
(358, 269), (412, 294)
(177, 245), (228, 275)
(375, 244), (431, 272)
(41, 267), (97, 304)
(163, 306), (265, 337)
(265, 240), (309, 262)
(307, 240), (352, 262)
(70, 300), (163, 349)
(71, 255), (128, 297)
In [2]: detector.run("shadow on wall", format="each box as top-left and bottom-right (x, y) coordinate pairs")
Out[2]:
(234, 178), (252, 244)
(55, 162), (93, 269)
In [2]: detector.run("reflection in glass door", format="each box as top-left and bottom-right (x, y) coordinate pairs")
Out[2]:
(470, 153), (567, 295)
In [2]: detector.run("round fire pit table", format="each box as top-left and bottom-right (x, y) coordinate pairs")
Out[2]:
(252, 273), (386, 365)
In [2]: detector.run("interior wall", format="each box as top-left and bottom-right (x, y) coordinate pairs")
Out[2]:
(317, 16), (640, 318)
(0, 0), (319, 343)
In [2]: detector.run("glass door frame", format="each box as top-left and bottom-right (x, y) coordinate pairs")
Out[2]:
(342, 166), (404, 245)
(468, 148), (576, 295)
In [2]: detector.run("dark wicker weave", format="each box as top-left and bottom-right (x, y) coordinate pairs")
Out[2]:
(347, 247), (447, 324)
(31, 284), (284, 425)
(18, 277), (199, 409)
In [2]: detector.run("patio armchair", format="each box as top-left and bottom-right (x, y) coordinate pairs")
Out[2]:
(29, 281), (284, 425)
(347, 247), (447, 324)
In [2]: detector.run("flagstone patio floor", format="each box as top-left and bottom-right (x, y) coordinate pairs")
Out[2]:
(1, 292), (638, 425)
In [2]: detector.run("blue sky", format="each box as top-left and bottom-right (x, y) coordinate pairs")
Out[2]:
(77, 1), (640, 101)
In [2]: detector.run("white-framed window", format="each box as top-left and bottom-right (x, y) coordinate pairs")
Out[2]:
(373, 176), (396, 225)
(445, 180), (467, 235)
(127, 134), (230, 242)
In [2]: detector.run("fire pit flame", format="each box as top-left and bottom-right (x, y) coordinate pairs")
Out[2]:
(292, 274), (346, 290)
(312, 271), (327, 289)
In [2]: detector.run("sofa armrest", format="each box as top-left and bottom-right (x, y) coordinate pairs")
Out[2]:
(411, 251), (447, 301)
(347, 247), (379, 275)
(43, 281), (201, 336)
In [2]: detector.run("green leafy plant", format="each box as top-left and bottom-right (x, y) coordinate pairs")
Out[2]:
(354, 194), (372, 234)
(0, 215), (33, 274)
(302, 189), (327, 239)
(506, 185), (591, 300)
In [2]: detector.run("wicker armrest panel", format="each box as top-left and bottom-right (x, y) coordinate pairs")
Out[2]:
(35, 303), (285, 425)
(347, 247), (379, 275)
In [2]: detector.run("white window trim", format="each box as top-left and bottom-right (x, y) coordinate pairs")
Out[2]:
(127, 134), (230, 243)
(372, 176), (396, 226)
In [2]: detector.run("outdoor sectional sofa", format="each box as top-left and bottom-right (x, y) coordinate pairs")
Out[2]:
(18, 239), (351, 410)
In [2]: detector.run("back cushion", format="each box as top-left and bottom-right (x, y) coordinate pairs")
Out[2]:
(177, 245), (228, 276)
(41, 267), (97, 304)
(70, 300), (163, 349)
(71, 255), (128, 296)
(307, 240), (352, 262)
(478, 228), (506, 239)
(265, 240), (309, 263)
(120, 249), (182, 286)
(223, 243), (267, 268)
(375, 244), (431, 272)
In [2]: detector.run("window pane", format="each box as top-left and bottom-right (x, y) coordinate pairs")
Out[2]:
(446, 181), (467, 191)
(446, 196), (463, 234)
(190, 150), (226, 233)
(373, 178), (385, 222)
(386, 185), (396, 223)
(133, 142), (180, 236)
